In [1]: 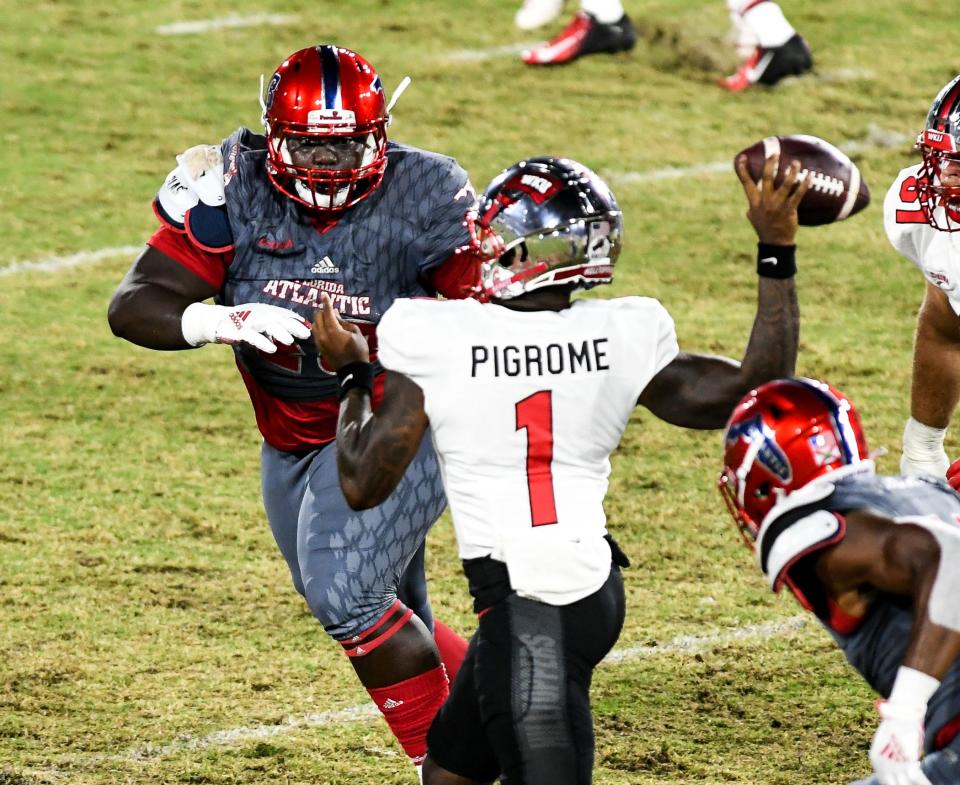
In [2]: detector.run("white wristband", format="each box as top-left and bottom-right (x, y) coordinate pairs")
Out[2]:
(888, 666), (940, 713)
(901, 416), (949, 475)
(181, 301), (228, 347)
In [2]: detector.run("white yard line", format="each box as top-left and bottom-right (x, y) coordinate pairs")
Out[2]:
(444, 42), (540, 62)
(0, 245), (143, 278)
(120, 614), (808, 761)
(155, 13), (299, 36)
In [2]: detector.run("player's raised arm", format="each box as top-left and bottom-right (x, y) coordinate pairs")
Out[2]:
(638, 152), (809, 429)
(311, 292), (429, 510)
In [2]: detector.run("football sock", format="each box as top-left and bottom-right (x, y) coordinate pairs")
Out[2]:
(737, 1), (796, 48)
(367, 665), (450, 765)
(432, 619), (468, 682)
(580, 0), (624, 25)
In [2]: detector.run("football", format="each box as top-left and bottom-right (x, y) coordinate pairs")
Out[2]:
(736, 134), (871, 225)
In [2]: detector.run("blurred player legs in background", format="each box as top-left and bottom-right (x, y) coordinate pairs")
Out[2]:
(520, 0), (636, 65)
(722, 0), (813, 91)
(518, 0), (813, 91)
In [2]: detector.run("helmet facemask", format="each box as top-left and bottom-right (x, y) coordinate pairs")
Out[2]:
(259, 45), (392, 213)
(917, 74), (960, 231)
(267, 127), (387, 211)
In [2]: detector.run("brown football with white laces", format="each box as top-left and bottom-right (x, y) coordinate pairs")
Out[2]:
(736, 134), (871, 225)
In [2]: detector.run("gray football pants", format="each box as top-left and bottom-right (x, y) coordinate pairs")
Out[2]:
(849, 736), (960, 785)
(261, 432), (447, 641)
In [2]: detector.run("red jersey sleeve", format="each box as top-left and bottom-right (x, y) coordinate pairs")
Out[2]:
(423, 248), (482, 300)
(147, 225), (235, 290)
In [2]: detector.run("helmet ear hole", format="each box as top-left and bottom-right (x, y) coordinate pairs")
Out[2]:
(498, 247), (518, 268)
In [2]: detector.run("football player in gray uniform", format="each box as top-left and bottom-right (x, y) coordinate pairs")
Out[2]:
(311, 151), (810, 785)
(720, 378), (960, 785)
(107, 44), (484, 771)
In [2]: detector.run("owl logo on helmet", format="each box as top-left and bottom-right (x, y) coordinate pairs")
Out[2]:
(718, 378), (869, 545)
(472, 157), (623, 301)
(260, 45), (390, 212)
(916, 74), (960, 231)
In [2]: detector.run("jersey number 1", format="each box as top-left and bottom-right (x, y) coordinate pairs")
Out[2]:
(515, 390), (559, 526)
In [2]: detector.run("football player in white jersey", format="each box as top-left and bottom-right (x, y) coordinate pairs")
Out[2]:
(884, 75), (960, 487)
(312, 153), (809, 785)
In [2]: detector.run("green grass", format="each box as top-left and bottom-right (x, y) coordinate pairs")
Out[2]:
(0, 0), (956, 782)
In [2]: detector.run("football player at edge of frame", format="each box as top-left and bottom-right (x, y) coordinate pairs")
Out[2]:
(720, 378), (960, 785)
(886, 74), (960, 491)
(107, 44), (485, 772)
(311, 151), (812, 785)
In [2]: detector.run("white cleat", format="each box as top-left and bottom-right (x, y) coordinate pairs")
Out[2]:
(515, 0), (564, 30)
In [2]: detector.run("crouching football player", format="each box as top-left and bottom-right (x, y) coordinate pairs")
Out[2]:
(719, 377), (960, 785)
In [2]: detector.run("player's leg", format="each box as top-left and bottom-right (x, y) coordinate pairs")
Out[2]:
(399, 539), (433, 630)
(521, 0), (635, 65)
(261, 443), (313, 597)
(423, 635), (499, 785)
(388, 516), (469, 681)
(295, 432), (459, 766)
(721, 0), (812, 92)
(444, 564), (620, 784)
(562, 566), (626, 783)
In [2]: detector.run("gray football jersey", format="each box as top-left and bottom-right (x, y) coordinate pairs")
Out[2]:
(219, 128), (475, 401)
(764, 471), (960, 752)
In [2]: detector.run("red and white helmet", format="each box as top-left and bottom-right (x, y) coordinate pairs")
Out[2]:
(262, 45), (389, 211)
(916, 74), (960, 231)
(718, 378), (869, 544)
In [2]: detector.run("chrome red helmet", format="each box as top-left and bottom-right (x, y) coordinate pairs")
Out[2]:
(718, 378), (869, 544)
(262, 45), (389, 211)
(916, 74), (960, 231)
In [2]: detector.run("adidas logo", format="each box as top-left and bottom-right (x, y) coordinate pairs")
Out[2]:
(311, 256), (340, 274)
(381, 698), (404, 710)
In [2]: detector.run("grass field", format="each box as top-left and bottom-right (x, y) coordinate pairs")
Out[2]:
(2, 1), (957, 783)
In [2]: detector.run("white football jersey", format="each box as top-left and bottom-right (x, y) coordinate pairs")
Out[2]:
(377, 296), (679, 605)
(884, 164), (960, 314)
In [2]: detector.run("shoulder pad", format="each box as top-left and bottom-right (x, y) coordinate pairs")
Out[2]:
(759, 504), (844, 592)
(185, 203), (234, 253)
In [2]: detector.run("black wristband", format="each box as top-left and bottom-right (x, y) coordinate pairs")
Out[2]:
(756, 243), (797, 279)
(336, 361), (373, 400)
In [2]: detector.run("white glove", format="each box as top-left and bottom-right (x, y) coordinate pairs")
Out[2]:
(900, 417), (949, 477)
(181, 302), (312, 354)
(869, 701), (932, 785)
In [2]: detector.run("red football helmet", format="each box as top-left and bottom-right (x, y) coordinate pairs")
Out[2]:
(916, 74), (960, 231)
(718, 378), (869, 544)
(261, 45), (389, 211)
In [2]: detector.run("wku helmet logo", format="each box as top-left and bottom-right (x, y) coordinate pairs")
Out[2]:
(725, 415), (793, 483)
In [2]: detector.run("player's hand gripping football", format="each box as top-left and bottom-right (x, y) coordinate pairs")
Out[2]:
(735, 152), (811, 246)
(311, 291), (370, 369)
(869, 700), (933, 785)
(181, 302), (312, 353)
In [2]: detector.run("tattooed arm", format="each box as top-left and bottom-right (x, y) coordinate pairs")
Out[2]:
(311, 290), (429, 510)
(637, 276), (799, 429)
(336, 372), (429, 510)
(638, 152), (807, 430)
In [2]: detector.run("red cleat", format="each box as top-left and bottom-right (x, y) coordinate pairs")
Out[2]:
(522, 11), (636, 66)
